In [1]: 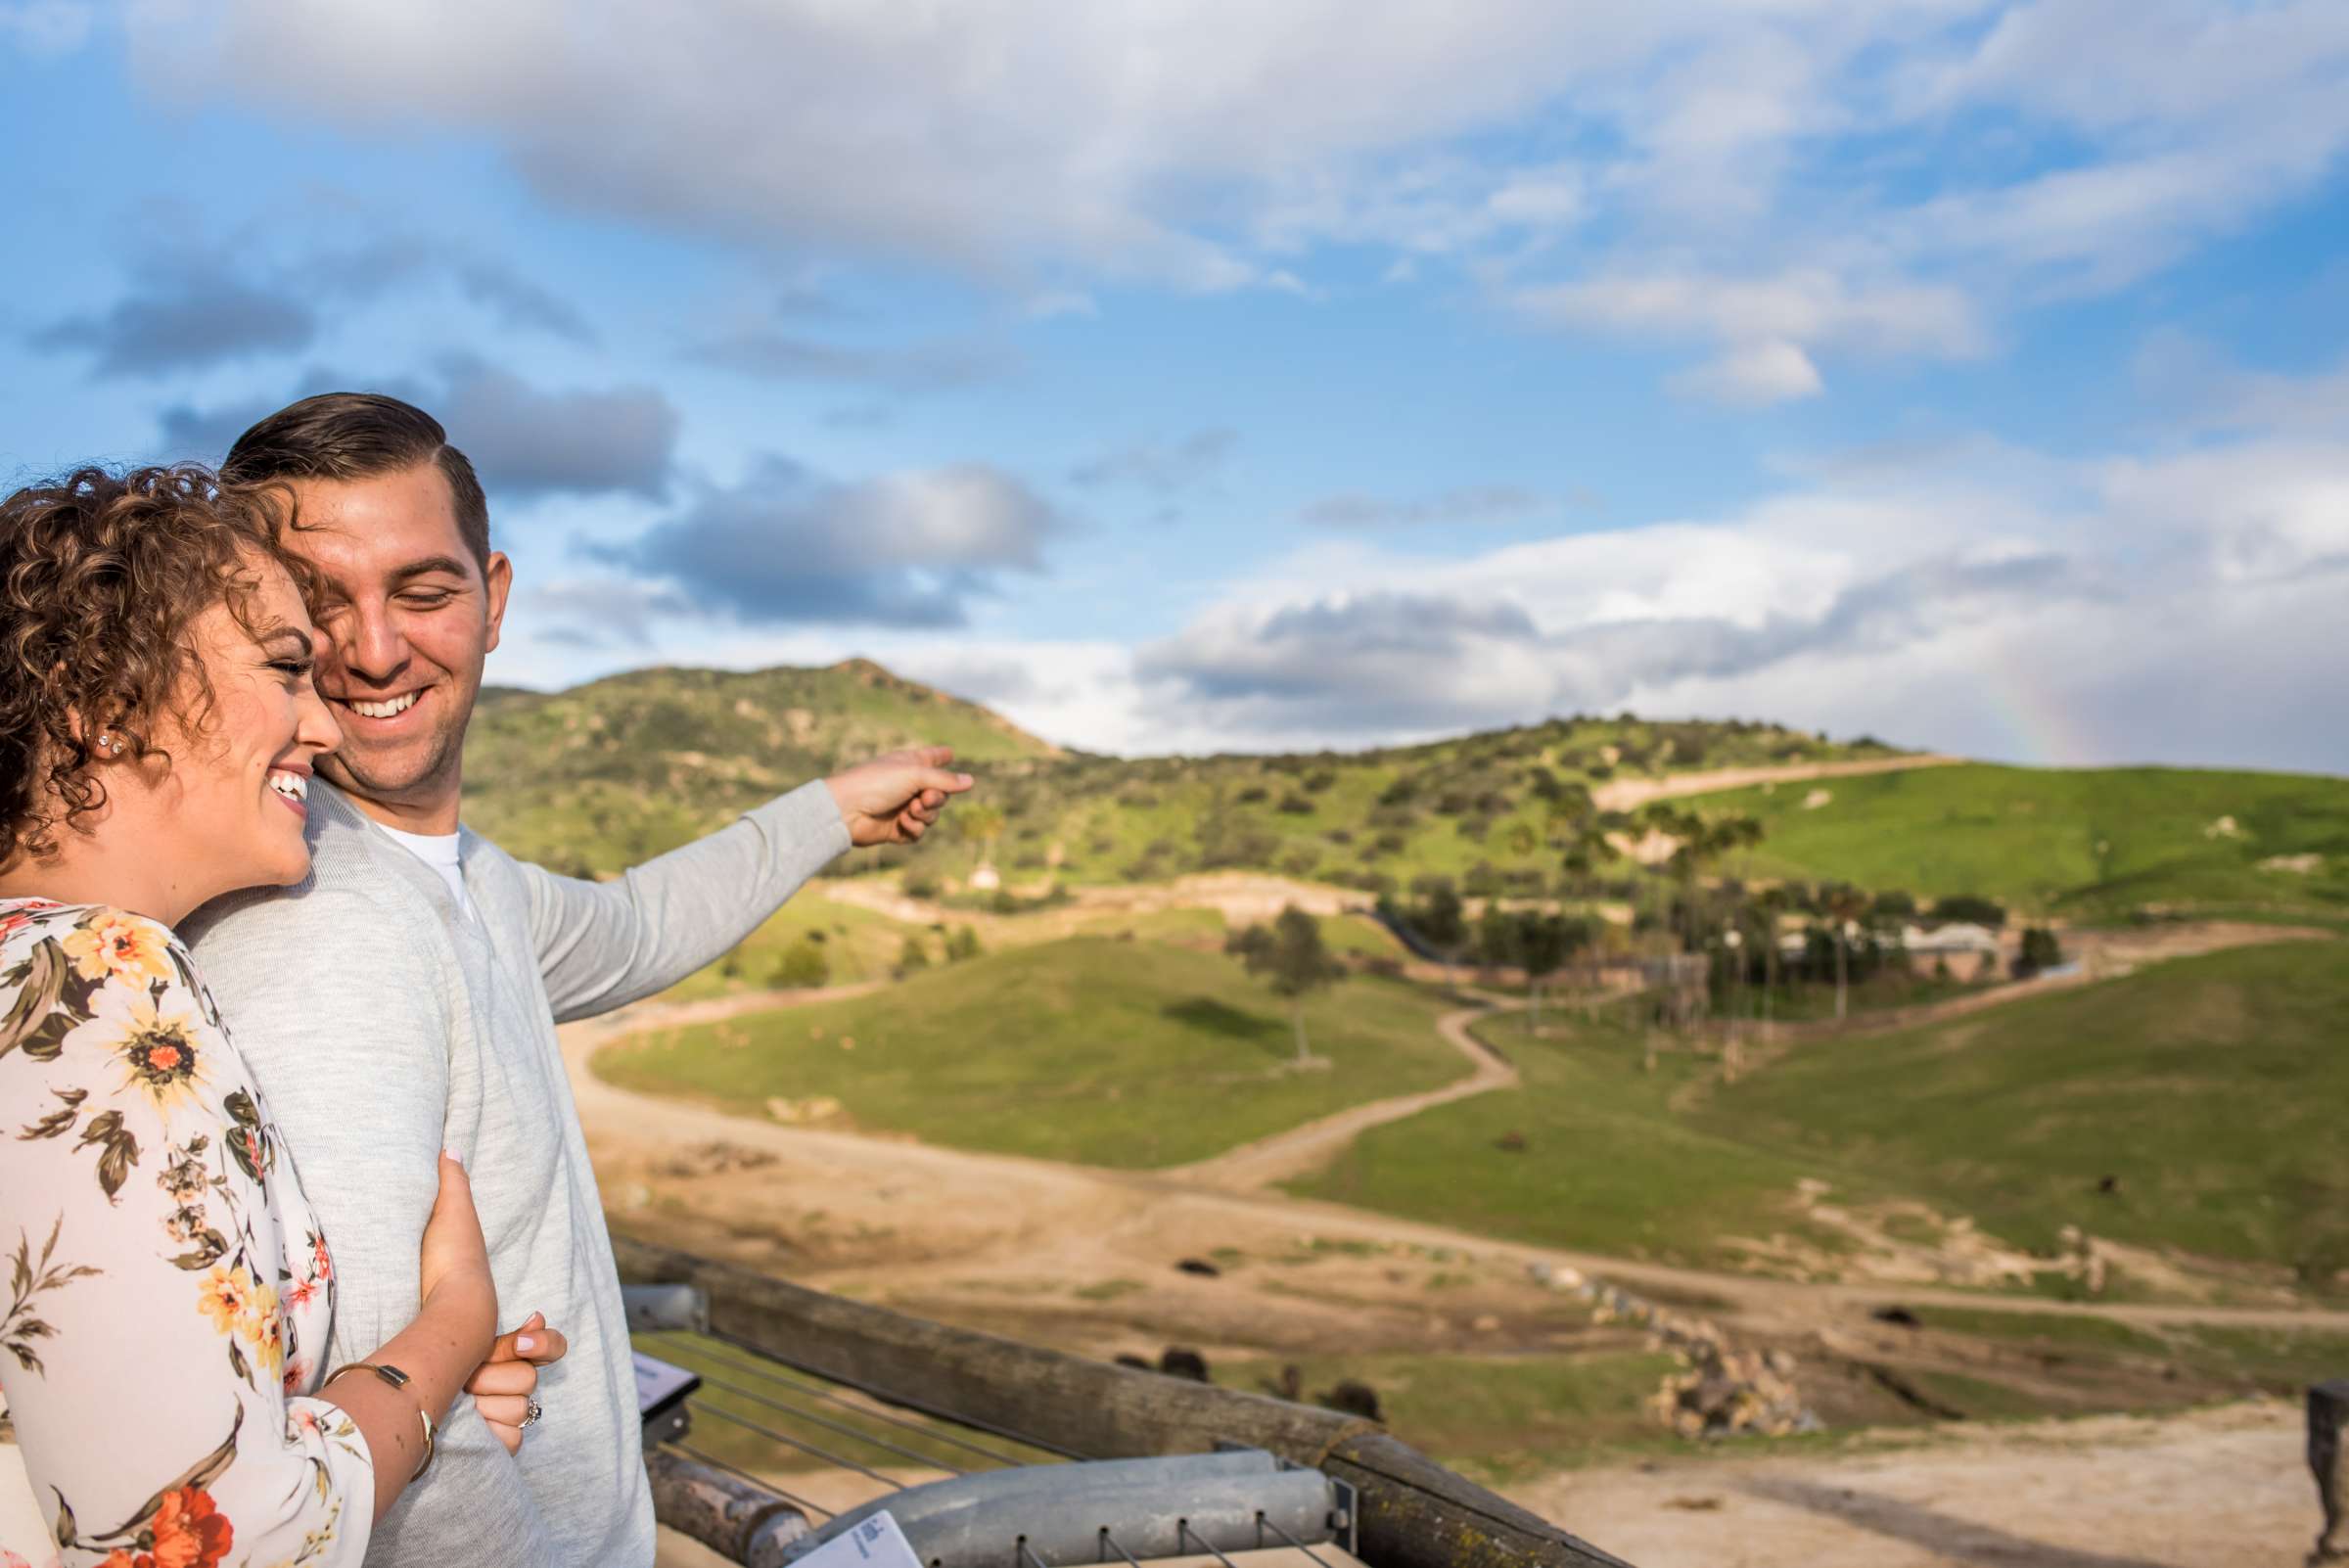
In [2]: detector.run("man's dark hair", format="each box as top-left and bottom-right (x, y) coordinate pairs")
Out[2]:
(221, 392), (491, 572)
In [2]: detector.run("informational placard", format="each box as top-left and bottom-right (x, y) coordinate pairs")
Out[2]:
(791, 1510), (923, 1568)
(633, 1350), (700, 1417)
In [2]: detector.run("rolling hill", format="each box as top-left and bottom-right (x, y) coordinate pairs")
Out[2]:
(464, 658), (1059, 873)
(461, 657), (2347, 923)
(463, 658), (1895, 881)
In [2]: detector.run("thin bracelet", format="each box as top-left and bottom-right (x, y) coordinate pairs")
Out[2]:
(322, 1361), (437, 1480)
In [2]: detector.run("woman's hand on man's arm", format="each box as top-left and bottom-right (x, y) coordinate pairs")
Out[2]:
(469, 1310), (571, 1455)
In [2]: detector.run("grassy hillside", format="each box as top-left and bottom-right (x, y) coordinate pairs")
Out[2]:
(464, 659), (1059, 873)
(1681, 762), (2349, 921)
(595, 934), (1468, 1168)
(465, 657), (1894, 881)
(1299, 939), (2349, 1289)
(1721, 939), (2349, 1277)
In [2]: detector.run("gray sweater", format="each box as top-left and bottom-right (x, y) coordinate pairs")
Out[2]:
(184, 778), (850, 1567)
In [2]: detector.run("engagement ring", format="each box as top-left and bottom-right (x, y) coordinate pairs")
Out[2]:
(520, 1399), (542, 1430)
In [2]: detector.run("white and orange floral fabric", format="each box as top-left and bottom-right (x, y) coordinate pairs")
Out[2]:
(0, 900), (371, 1567)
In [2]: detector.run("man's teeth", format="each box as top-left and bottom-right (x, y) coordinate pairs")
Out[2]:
(348, 692), (419, 719)
(268, 771), (308, 803)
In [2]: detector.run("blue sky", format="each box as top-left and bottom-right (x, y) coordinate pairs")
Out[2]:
(4, 1), (2346, 770)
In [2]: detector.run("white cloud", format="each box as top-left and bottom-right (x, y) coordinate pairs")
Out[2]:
(1670, 340), (1825, 406)
(125, 1), (2349, 397)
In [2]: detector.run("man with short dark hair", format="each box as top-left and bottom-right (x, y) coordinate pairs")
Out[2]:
(189, 392), (970, 1567)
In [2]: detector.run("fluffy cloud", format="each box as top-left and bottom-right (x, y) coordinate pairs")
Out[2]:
(31, 266), (314, 377)
(127, 2), (2349, 398)
(604, 457), (1067, 628)
(29, 237), (591, 379)
(1121, 387), (2349, 764)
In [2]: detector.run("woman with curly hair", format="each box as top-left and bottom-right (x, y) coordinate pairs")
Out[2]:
(0, 467), (550, 1567)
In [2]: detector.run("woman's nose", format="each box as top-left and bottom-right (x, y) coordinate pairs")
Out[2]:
(299, 683), (344, 753)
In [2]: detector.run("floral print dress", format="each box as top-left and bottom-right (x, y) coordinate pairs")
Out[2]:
(0, 900), (372, 1568)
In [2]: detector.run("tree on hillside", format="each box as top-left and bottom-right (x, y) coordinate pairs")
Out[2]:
(1227, 905), (1347, 1063)
(1929, 894), (2006, 930)
(1381, 878), (1471, 987)
(1515, 911), (1589, 1033)
(1819, 882), (1870, 1020)
(2012, 926), (2063, 979)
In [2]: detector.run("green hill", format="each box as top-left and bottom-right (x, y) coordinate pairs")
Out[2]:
(1677, 761), (2349, 921)
(463, 658), (1893, 881)
(594, 934), (1469, 1169)
(464, 659), (1060, 873)
(459, 657), (2345, 926)
(1298, 938), (2349, 1289)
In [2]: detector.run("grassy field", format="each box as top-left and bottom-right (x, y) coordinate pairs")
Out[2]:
(1292, 1008), (1864, 1270)
(1688, 761), (2349, 921)
(1719, 938), (2349, 1280)
(1210, 1351), (1685, 1480)
(597, 935), (1469, 1168)
(1300, 939), (2349, 1288)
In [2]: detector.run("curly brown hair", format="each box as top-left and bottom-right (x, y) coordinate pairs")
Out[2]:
(0, 465), (308, 866)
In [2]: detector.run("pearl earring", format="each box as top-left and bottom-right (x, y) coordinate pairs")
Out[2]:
(94, 732), (121, 756)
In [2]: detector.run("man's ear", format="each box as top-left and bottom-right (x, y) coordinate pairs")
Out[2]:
(482, 551), (513, 655)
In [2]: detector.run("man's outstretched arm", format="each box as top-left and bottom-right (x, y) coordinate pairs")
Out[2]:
(523, 746), (975, 1022)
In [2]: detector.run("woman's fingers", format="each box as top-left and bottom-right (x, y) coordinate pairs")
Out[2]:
(466, 1359), (538, 1397)
(483, 1416), (524, 1456)
(476, 1392), (531, 1427)
(481, 1313), (568, 1364)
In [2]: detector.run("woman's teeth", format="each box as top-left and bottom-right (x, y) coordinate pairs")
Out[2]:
(349, 692), (419, 719)
(268, 770), (308, 804)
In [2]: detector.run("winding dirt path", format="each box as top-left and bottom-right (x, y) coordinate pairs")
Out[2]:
(1166, 1001), (1518, 1191)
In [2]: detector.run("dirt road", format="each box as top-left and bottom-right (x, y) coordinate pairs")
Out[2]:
(1167, 1002), (1519, 1191)
(1589, 753), (1963, 812)
(1522, 1400), (2314, 1568)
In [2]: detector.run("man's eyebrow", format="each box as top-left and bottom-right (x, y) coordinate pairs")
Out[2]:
(389, 556), (475, 586)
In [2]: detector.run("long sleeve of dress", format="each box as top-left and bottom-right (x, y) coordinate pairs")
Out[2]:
(0, 902), (374, 1568)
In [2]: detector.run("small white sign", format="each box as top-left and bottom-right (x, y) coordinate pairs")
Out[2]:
(632, 1351), (699, 1417)
(793, 1509), (924, 1568)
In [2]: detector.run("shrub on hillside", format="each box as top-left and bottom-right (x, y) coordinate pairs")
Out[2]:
(1275, 793), (1315, 814)
(1930, 894), (2007, 929)
(771, 941), (830, 990)
(2012, 926), (2063, 979)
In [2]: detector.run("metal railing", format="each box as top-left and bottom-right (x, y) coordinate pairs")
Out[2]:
(617, 1240), (1634, 1568)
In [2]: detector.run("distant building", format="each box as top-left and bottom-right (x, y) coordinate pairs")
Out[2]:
(1899, 921), (2002, 957)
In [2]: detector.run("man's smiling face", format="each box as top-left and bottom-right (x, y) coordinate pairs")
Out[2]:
(282, 462), (511, 829)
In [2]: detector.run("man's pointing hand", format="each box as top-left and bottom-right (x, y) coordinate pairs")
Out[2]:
(826, 745), (976, 847)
